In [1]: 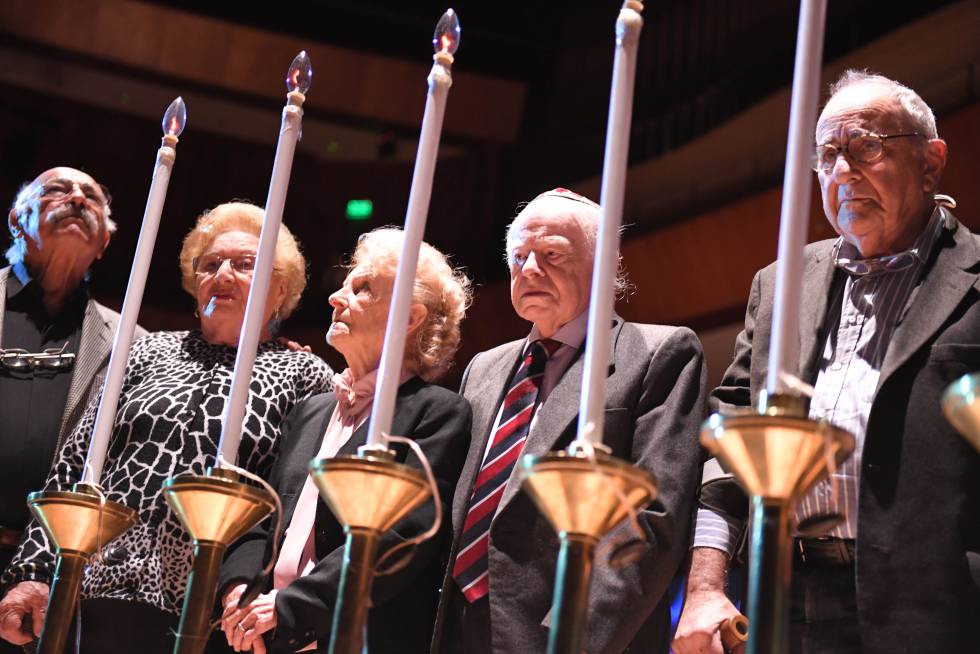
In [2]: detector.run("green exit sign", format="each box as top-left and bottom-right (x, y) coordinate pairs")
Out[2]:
(346, 199), (373, 220)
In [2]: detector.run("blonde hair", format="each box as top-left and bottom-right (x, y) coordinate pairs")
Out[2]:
(349, 228), (472, 381)
(179, 201), (307, 318)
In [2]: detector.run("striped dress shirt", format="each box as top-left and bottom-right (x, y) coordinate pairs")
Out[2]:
(693, 207), (949, 553)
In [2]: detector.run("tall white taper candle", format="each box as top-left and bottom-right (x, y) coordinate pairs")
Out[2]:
(765, 0), (828, 396)
(575, 1), (644, 447)
(216, 52), (311, 467)
(82, 97), (186, 485)
(364, 9), (460, 452)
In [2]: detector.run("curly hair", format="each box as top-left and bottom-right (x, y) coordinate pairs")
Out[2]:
(179, 201), (307, 318)
(349, 228), (472, 381)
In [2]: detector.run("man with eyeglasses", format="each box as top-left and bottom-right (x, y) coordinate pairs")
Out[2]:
(672, 71), (980, 654)
(0, 167), (145, 650)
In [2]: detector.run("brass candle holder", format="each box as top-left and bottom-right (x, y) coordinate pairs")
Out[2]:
(308, 450), (431, 654)
(700, 393), (854, 654)
(942, 372), (980, 452)
(162, 468), (275, 654)
(518, 448), (658, 654)
(27, 483), (137, 654)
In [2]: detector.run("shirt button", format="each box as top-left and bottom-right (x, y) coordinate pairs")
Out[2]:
(830, 362), (843, 371)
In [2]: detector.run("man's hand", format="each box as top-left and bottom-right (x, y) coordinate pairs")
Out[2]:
(673, 589), (744, 654)
(672, 547), (744, 654)
(277, 336), (311, 353)
(0, 581), (49, 645)
(221, 586), (278, 652)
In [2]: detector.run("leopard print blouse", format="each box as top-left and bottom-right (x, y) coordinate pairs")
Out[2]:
(1, 330), (333, 614)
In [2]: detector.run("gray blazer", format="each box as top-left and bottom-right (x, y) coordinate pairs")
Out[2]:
(0, 265), (147, 451)
(702, 215), (980, 653)
(433, 317), (707, 654)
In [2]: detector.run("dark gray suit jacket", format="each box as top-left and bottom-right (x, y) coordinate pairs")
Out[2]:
(702, 216), (980, 654)
(433, 318), (706, 654)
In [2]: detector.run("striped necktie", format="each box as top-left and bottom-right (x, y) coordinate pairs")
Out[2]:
(452, 338), (561, 602)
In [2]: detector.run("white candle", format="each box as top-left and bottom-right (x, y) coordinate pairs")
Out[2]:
(364, 9), (460, 452)
(765, 0), (827, 396)
(82, 97), (187, 485)
(216, 52), (311, 466)
(575, 1), (644, 447)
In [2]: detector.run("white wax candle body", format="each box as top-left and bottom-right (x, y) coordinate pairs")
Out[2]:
(365, 61), (452, 451)
(217, 98), (303, 466)
(575, 4), (643, 447)
(82, 140), (176, 485)
(766, 0), (828, 396)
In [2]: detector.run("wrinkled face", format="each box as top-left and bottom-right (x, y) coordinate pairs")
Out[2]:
(13, 167), (111, 267)
(326, 264), (393, 365)
(194, 230), (284, 339)
(815, 83), (945, 257)
(507, 202), (593, 335)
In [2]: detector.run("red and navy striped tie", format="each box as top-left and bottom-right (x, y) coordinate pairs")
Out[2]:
(452, 338), (561, 602)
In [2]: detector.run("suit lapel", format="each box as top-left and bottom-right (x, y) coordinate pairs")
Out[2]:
(0, 267), (9, 338)
(452, 344), (524, 534)
(877, 223), (980, 392)
(798, 243), (837, 381)
(59, 299), (112, 441)
(496, 318), (621, 516)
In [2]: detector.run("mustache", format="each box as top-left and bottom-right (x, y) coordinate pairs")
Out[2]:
(46, 204), (99, 233)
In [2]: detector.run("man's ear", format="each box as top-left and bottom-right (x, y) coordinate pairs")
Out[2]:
(95, 229), (111, 261)
(407, 303), (428, 335)
(922, 138), (948, 194)
(8, 208), (21, 237)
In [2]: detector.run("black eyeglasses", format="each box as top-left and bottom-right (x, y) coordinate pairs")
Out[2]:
(39, 179), (112, 209)
(812, 129), (924, 173)
(192, 254), (258, 277)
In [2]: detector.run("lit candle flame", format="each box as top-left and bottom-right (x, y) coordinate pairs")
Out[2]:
(286, 50), (313, 94)
(432, 8), (461, 55)
(162, 96), (187, 137)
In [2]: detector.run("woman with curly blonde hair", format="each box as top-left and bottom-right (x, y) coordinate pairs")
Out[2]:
(219, 227), (473, 654)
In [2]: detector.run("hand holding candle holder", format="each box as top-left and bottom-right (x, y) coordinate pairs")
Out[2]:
(943, 373), (980, 452)
(309, 11), (460, 654)
(163, 51), (311, 654)
(27, 96), (186, 654)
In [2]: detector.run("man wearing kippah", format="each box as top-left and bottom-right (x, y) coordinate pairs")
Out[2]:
(432, 188), (707, 653)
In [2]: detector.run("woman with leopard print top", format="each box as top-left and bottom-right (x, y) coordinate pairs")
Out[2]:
(0, 202), (333, 654)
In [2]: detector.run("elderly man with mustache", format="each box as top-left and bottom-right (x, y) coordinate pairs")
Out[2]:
(0, 167), (143, 652)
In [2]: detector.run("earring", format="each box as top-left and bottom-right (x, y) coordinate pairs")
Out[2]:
(194, 307), (199, 318)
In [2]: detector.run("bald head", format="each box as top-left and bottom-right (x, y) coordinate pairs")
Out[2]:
(7, 166), (115, 276)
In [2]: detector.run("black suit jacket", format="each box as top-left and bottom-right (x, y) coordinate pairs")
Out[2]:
(702, 214), (980, 654)
(219, 377), (472, 654)
(433, 318), (707, 654)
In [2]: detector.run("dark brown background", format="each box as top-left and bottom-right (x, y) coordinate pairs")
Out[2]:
(2, 0), (978, 386)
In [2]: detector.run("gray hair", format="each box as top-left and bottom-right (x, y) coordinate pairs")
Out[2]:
(503, 194), (631, 298)
(6, 180), (117, 265)
(827, 69), (938, 138)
